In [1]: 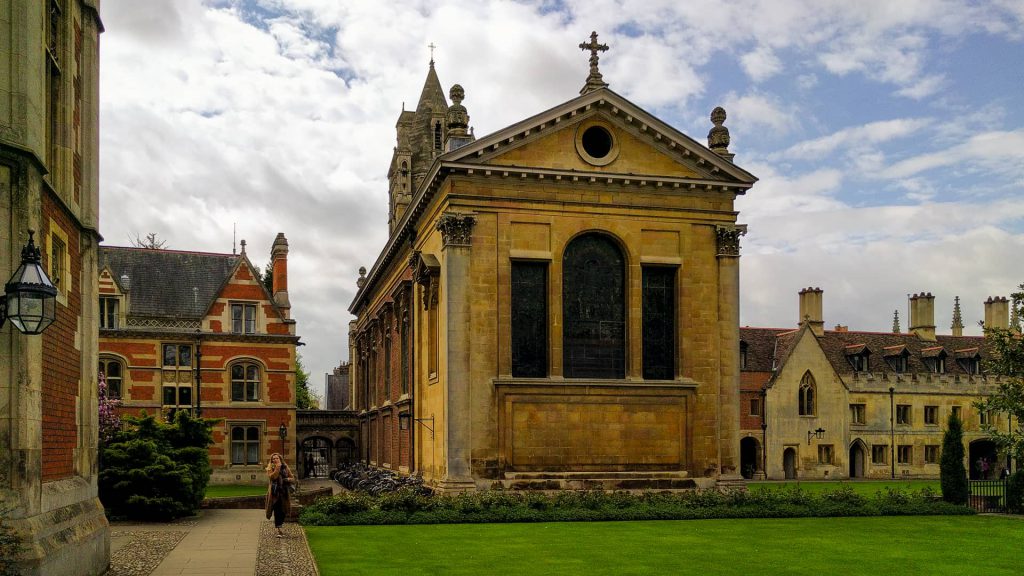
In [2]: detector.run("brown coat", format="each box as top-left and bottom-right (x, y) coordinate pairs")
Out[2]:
(264, 464), (293, 519)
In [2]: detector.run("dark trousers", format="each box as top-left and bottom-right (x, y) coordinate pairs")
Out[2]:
(272, 497), (286, 528)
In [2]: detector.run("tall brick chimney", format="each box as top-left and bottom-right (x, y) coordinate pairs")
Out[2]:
(798, 287), (824, 337)
(271, 233), (290, 318)
(908, 292), (936, 341)
(983, 296), (1009, 330)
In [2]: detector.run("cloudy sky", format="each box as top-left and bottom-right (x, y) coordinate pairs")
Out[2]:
(98, 0), (1024, 396)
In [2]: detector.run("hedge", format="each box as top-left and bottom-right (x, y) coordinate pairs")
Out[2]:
(300, 485), (973, 526)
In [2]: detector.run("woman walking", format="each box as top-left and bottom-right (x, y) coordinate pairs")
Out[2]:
(265, 453), (293, 537)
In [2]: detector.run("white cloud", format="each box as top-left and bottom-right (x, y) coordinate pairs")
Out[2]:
(740, 46), (783, 82)
(779, 118), (932, 160)
(882, 129), (1024, 180)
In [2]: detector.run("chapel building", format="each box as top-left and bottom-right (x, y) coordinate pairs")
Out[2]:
(348, 36), (757, 491)
(739, 289), (1012, 481)
(98, 235), (301, 483)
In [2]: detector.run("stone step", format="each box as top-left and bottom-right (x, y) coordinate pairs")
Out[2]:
(495, 476), (705, 491)
(503, 470), (691, 480)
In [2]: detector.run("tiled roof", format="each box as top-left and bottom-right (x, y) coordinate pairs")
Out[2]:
(99, 246), (239, 319)
(818, 330), (986, 376)
(740, 327), (794, 372)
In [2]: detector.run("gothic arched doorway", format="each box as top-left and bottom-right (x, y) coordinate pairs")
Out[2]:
(969, 439), (998, 480)
(783, 447), (797, 480)
(740, 437), (760, 479)
(849, 440), (866, 478)
(301, 437), (332, 478)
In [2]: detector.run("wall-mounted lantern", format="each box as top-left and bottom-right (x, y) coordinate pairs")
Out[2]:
(1, 231), (58, 335)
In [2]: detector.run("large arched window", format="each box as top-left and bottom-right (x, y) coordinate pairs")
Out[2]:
(799, 372), (816, 416)
(563, 233), (625, 379)
(231, 361), (261, 402)
(99, 357), (124, 399)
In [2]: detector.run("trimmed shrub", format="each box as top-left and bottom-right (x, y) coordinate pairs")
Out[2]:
(99, 411), (217, 521)
(940, 413), (969, 505)
(300, 485), (972, 526)
(1007, 470), (1024, 514)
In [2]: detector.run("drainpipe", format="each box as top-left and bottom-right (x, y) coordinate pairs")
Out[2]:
(889, 386), (896, 480)
(760, 386), (768, 479)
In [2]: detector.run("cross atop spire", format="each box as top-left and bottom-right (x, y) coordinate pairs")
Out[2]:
(428, 42), (437, 65)
(579, 31), (609, 94)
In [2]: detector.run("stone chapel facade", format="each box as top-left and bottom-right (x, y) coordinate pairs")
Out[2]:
(348, 37), (758, 491)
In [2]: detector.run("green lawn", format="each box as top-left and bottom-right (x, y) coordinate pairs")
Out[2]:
(306, 516), (1022, 575)
(204, 484), (266, 499)
(749, 480), (940, 495)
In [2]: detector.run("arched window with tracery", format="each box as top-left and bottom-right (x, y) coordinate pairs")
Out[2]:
(99, 357), (124, 399)
(562, 233), (626, 379)
(231, 361), (261, 402)
(799, 372), (816, 416)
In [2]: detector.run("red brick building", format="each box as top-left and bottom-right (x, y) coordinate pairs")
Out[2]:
(98, 235), (300, 483)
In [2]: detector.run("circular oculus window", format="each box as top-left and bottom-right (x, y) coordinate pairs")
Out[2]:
(575, 123), (619, 166)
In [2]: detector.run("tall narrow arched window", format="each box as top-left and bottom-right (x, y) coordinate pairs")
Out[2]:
(99, 357), (124, 399)
(799, 372), (816, 416)
(563, 233), (625, 378)
(433, 122), (442, 150)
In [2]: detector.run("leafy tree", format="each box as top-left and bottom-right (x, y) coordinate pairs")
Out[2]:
(259, 261), (274, 294)
(296, 353), (320, 410)
(940, 413), (969, 505)
(98, 411), (217, 521)
(129, 232), (168, 249)
(975, 284), (1024, 467)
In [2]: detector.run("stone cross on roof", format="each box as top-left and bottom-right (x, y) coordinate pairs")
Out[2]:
(579, 31), (609, 94)
(428, 42), (437, 65)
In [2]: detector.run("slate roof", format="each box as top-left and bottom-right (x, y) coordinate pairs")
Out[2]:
(99, 246), (239, 319)
(740, 326), (989, 378)
(739, 327), (794, 372)
(817, 330), (987, 376)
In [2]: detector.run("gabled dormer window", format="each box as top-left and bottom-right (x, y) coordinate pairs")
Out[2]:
(883, 346), (909, 373)
(922, 348), (947, 374)
(955, 348), (982, 375)
(845, 344), (870, 372)
(231, 302), (257, 334)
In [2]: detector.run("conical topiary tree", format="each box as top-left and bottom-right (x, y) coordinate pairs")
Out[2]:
(940, 413), (969, 505)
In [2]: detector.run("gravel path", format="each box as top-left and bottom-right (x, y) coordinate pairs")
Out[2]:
(256, 520), (319, 576)
(106, 529), (188, 576)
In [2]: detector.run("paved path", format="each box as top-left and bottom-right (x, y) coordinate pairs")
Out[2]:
(149, 509), (263, 576)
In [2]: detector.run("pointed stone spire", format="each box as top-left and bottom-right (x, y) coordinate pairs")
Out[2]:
(951, 296), (964, 337)
(416, 59), (448, 115)
(579, 31), (609, 94)
(892, 309), (901, 334)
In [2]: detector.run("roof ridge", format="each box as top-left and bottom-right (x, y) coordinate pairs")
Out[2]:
(101, 245), (236, 258)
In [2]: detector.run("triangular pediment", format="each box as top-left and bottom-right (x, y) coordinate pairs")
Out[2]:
(443, 88), (757, 187)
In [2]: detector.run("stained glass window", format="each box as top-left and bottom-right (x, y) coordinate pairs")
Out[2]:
(511, 262), (548, 377)
(563, 234), (625, 379)
(642, 266), (675, 380)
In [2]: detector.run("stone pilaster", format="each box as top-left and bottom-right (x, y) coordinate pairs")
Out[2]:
(716, 224), (746, 481)
(436, 213), (477, 492)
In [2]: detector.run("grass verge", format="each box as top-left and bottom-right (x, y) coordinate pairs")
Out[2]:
(204, 484), (266, 499)
(306, 515), (1023, 576)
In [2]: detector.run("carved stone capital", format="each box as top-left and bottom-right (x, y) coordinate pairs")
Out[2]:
(716, 224), (747, 257)
(437, 212), (476, 248)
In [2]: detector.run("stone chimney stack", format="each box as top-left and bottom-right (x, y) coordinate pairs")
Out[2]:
(271, 233), (290, 318)
(983, 296), (1009, 331)
(798, 287), (824, 337)
(908, 292), (936, 341)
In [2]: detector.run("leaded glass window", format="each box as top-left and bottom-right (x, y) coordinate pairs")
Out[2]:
(642, 266), (675, 380)
(562, 234), (625, 379)
(511, 261), (548, 377)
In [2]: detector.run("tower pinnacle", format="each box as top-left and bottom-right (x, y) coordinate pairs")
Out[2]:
(951, 296), (964, 337)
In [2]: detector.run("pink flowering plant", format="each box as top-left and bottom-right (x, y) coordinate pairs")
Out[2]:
(98, 371), (121, 444)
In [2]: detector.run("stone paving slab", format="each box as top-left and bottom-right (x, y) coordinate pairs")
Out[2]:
(149, 509), (263, 576)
